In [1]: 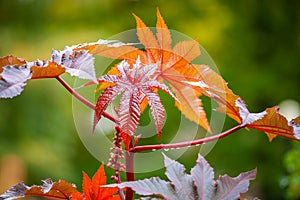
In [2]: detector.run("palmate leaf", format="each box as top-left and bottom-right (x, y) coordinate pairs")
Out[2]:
(75, 163), (120, 200)
(163, 154), (196, 200)
(94, 58), (176, 141)
(79, 9), (211, 133)
(213, 170), (257, 200)
(107, 154), (257, 200)
(132, 11), (212, 132)
(191, 153), (215, 200)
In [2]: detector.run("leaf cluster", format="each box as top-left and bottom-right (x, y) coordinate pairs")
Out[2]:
(107, 154), (257, 200)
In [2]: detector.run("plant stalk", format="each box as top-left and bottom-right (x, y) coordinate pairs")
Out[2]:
(125, 151), (135, 200)
(130, 124), (244, 152)
(56, 76), (116, 123)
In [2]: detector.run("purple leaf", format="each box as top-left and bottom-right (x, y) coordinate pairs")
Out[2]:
(235, 98), (267, 125)
(0, 182), (28, 200)
(41, 178), (53, 193)
(51, 48), (96, 82)
(0, 66), (31, 98)
(106, 177), (178, 200)
(163, 154), (196, 200)
(106, 154), (257, 200)
(289, 117), (300, 139)
(213, 168), (257, 200)
(93, 39), (139, 48)
(191, 154), (215, 200)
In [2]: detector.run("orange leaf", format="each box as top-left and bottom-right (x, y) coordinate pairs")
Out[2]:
(77, 42), (143, 63)
(0, 55), (26, 73)
(0, 56), (65, 79)
(31, 62), (65, 79)
(245, 106), (300, 142)
(98, 10), (211, 132)
(183, 64), (242, 124)
(164, 71), (210, 132)
(82, 172), (92, 200)
(156, 8), (172, 51)
(70, 192), (84, 200)
(133, 13), (160, 62)
(25, 179), (78, 199)
(81, 163), (120, 200)
(170, 40), (201, 70)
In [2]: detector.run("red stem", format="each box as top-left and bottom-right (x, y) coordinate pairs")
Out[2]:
(56, 76), (117, 123)
(130, 124), (244, 152)
(125, 151), (135, 200)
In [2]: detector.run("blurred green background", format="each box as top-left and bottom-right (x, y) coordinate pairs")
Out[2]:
(0, 0), (299, 199)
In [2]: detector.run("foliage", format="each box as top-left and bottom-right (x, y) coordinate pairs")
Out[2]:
(0, 155), (256, 200)
(108, 154), (257, 200)
(0, 163), (120, 200)
(94, 57), (176, 142)
(1, 9), (299, 143)
(0, 7), (299, 200)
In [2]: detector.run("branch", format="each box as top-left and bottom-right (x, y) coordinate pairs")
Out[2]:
(130, 124), (244, 153)
(56, 76), (117, 123)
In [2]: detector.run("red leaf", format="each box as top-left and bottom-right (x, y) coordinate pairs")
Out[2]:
(91, 164), (107, 198)
(118, 90), (141, 136)
(82, 172), (92, 200)
(81, 163), (120, 200)
(70, 192), (84, 200)
(94, 59), (176, 139)
(93, 86), (122, 132)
